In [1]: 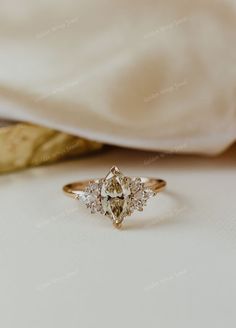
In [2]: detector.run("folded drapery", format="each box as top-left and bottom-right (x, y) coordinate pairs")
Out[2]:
(0, 0), (235, 154)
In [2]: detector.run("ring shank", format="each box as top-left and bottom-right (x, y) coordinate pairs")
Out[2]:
(63, 178), (166, 199)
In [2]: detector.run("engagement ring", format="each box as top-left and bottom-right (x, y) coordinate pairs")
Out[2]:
(63, 166), (166, 228)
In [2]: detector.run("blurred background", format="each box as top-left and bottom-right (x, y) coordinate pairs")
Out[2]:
(1, 0), (236, 173)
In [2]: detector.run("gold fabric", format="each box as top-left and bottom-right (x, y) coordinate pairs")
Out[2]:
(0, 123), (102, 173)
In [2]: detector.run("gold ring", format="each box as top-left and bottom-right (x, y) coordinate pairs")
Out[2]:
(63, 166), (167, 228)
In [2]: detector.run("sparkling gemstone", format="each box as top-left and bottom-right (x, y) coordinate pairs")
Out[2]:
(82, 182), (101, 213)
(100, 166), (131, 225)
(79, 166), (157, 227)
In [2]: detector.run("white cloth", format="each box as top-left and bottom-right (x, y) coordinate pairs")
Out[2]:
(0, 0), (236, 154)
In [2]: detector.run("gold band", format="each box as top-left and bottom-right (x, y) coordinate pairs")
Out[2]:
(63, 178), (166, 199)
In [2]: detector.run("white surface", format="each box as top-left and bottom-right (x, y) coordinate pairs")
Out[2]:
(0, 147), (236, 328)
(1, 0), (236, 154)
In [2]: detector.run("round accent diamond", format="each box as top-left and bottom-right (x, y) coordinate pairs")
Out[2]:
(82, 182), (101, 214)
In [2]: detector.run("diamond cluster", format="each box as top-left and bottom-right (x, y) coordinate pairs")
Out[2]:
(81, 166), (156, 227)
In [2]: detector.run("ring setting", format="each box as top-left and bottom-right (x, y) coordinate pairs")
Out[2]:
(63, 166), (166, 228)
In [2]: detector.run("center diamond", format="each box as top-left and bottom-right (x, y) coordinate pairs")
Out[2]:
(100, 166), (131, 226)
(82, 166), (156, 228)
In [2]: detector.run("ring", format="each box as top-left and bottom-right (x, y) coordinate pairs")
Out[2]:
(63, 166), (167, 228)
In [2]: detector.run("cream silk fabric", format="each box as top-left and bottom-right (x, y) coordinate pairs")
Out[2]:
(0, 0), (236, 154)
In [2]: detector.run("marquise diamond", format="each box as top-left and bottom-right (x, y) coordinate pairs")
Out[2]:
(81, 166), (156, 227)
